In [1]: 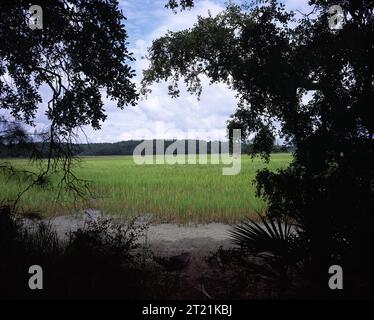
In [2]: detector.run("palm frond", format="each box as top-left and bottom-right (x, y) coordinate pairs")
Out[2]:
(229, 212), (295, 258)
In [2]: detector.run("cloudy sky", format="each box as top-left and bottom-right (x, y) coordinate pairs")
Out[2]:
(35, 0), (311, 143)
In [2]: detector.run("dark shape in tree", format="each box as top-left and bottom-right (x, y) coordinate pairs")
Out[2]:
(166, 0), (195, 11)
(0, 0), (138, 200)
(142, 0), (373, 294)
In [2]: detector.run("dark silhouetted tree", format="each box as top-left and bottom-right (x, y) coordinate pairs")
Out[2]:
(0, 0), (138, 201)
(142, 0), (373, 294)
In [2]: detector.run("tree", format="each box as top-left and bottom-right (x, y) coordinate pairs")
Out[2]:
(0, 0), (138, 200)
(142, 0), (373, 292)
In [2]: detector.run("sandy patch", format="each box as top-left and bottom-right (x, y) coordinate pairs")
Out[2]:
(40, 211), (237, 257)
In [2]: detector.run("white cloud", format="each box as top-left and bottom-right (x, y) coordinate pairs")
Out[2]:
(30, 0), (306, 143)
(80, 0), (238, 143)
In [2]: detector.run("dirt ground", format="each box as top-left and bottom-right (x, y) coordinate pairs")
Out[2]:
(40, 211), (242, 298)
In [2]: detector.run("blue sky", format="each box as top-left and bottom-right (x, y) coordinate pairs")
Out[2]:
(36, 0), (311, 143)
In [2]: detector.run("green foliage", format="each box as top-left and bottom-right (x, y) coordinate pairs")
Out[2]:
(229, 212), (295, 258)
(166, 0), (195, 11)
(0, 0), (139, 201)
(0, 0), (138, 130)
(142, 0), (374, 288)
(142, 1), (296, 145)
(229, 212), (304, 286)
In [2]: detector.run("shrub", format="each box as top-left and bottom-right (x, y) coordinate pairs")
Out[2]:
(0, 205), (155, 299)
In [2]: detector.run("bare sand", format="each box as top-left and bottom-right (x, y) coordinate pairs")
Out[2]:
(42, 210), (236, 256)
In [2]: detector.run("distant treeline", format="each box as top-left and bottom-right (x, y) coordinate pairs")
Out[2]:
(0, 140), (293, 158)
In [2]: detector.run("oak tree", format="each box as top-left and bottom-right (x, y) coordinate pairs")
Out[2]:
(143, 0), (374, 291)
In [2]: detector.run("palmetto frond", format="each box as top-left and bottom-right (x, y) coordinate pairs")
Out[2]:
(229, 212), (295, 258)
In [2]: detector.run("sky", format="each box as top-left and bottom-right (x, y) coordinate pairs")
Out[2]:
(34, 0), (311, 143)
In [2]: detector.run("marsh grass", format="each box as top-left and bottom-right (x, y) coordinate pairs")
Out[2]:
(0, 154), (291, 223)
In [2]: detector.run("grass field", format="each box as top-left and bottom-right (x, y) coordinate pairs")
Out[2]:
(0, 154), (291, 223)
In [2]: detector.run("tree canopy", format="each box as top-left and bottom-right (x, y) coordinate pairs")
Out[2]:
(142, 0), (374, 287)
(1, 0), (137, 131)
(0, 0), (138, 197)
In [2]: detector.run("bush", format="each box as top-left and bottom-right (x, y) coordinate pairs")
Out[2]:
(0, 205), (156, 299)
(224, 211), (373, 299)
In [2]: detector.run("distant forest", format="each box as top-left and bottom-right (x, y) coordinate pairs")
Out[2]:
(0, 139), (292, 158)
